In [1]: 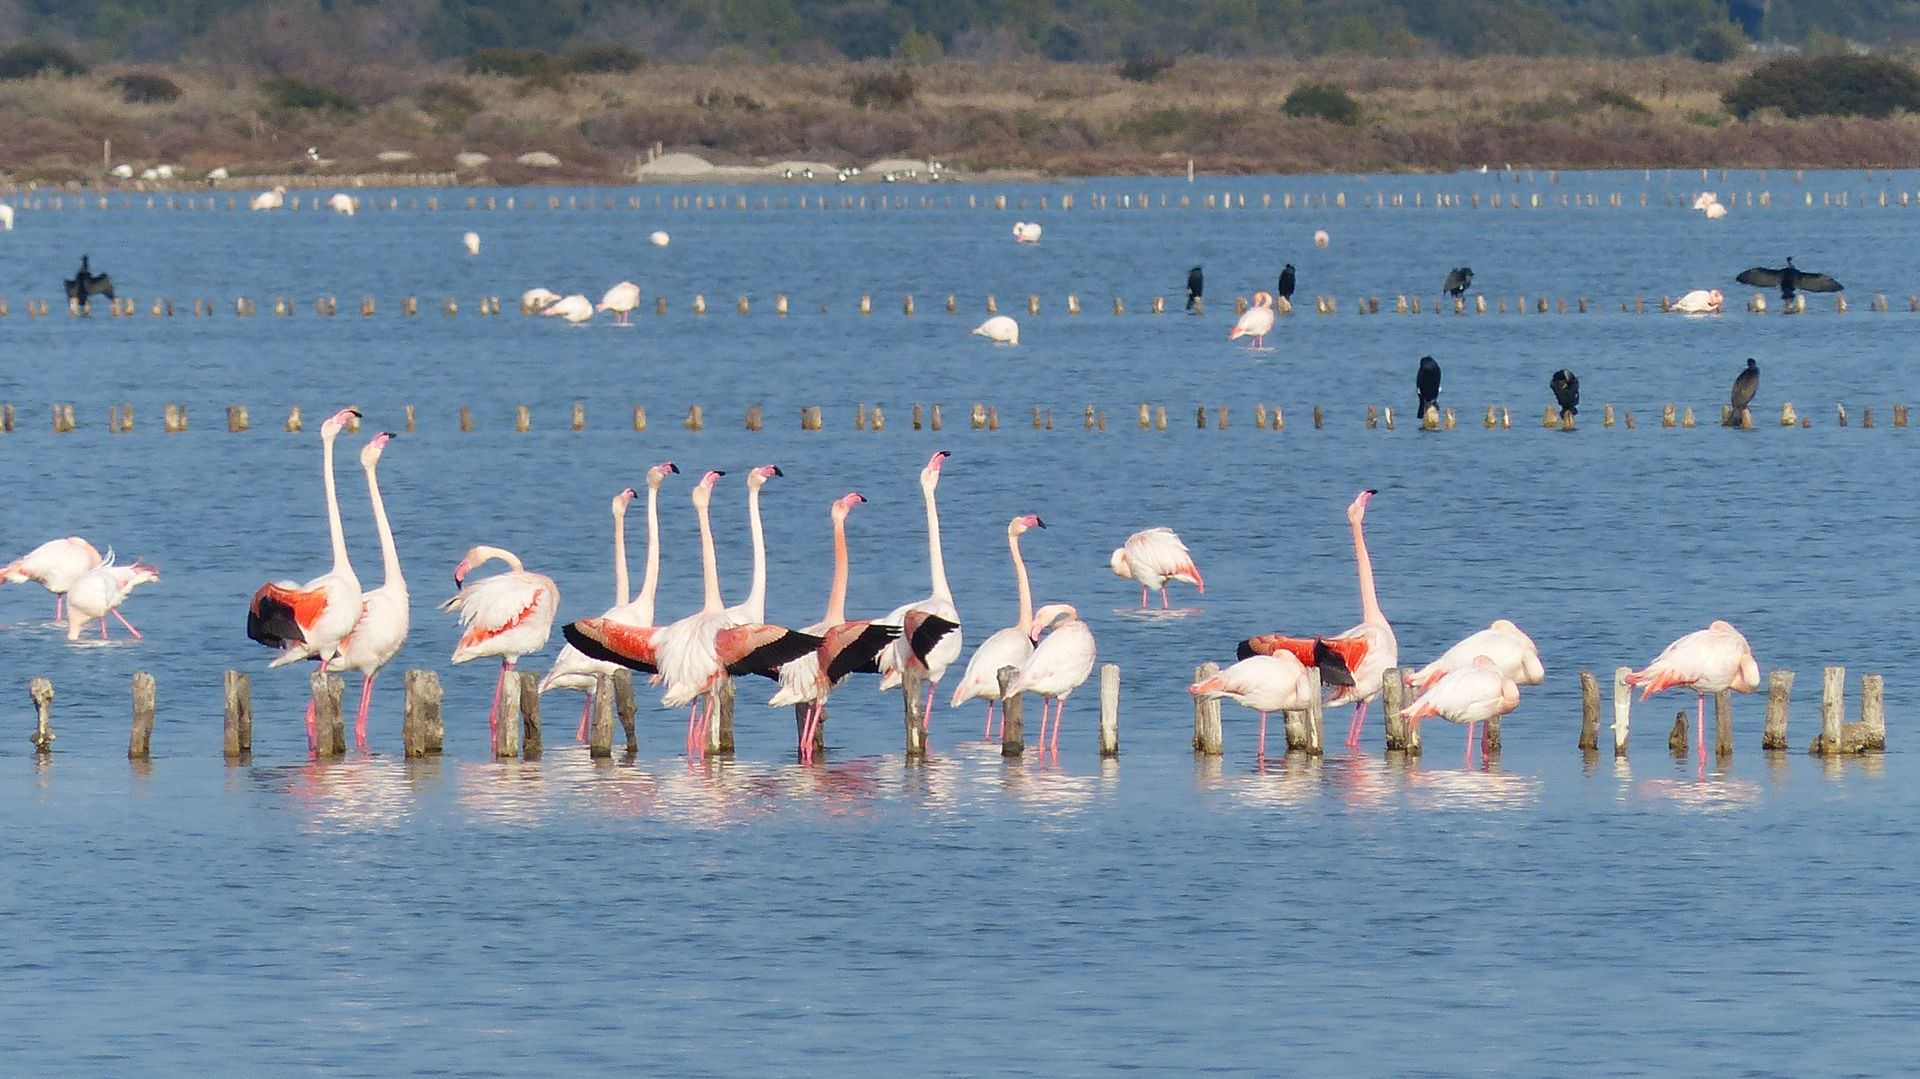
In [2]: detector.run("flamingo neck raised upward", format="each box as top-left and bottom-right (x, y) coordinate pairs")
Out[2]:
(924, 475), (951, 604)
(635, 483), (661, 626)
(824, 509), (850, 627)
(612, 497), (631, 609)
(1010, 526), (1033, 629)
(695, 494), (722, 614)
(740, 481), (767, 623)
(364, 455), (402, 593)
(322, 426), (356, 587)
(1353, 507), (1384, 627)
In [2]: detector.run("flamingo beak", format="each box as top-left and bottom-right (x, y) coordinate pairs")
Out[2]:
(665, 462), (679, 474)
(451, 561), (468, 587)
(1032, 516), (1047, 528)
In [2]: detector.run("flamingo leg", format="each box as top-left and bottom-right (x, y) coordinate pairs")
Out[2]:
(983, 700), (995, 740)
(303, 696), (317, 753)
(112, 609), (142, 639)
(354, 670), (376, 751)
(1258, 711), (1268, 760)
(1697, 693), (1707, 769)
(576, 696), (592, 744)
(486, 662), (507, 746)
(1051, 696), (1066, 753)
(53, 596), (62, 622)
(1465, 720), (1476, 766)
(1139, 586), (1149, 609)
(100, 616), (109, 640)
(1160, 587), (1171, 610)
(1347, 700), (1370, 748)
(685, 703), (700, 754)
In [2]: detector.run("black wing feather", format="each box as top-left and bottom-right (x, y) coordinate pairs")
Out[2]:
(560, 621), (658, 674)
(825, 623), (902, 683)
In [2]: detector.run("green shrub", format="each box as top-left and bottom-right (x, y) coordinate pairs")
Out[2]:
(262, 77), (357, 114)
(848, 69), (915, 109)
(1724, 54), (1920, 120)
(1691, 21), (1747, 63)
(1117, 55), (1174, 83)
(567, 45), (645, 74)
(465, 48), (556, 78)
(111, 72), (181, 103)
(0, 44), (86, 80)
(1282, 83), (1360, 125)
(1582, 87), (1648, 113)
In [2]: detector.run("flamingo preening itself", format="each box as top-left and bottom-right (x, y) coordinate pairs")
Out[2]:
(2, 536), (104, 621)
(1625, 621), (1759, 768)
(972, 315), (1020, 346)
(246, 406), (364, 752)
(1006, 603), (1096, 754)
(1109, 527), (1203, 609)
(1239, 489), (1397, 749)
(598, 281), (641, 324)
(1188, 653), (1315, 760)
(65, 552), (159, 642)
(441, 546), (558, 748)
(1409, 620), (1544, 691)
(877, 452), (963, 729)
(324, 432), (408, 751)
(1404, 656), (1521, 766)
(949, 514), (1045, 739)
(1228, 291), (1276, 350)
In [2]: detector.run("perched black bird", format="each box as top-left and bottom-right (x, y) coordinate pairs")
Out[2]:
(1443, 266), (1473, 298)
(62, 253), (113, 310)
(1735, 257), (1842, 301)
(1276, 263), (1296, 303)
(1416, 356), (1442, 418)
(1730, 358), (1760, 413)
(1186, 266), (1204, 312)
(1550, 369), (1580, 416)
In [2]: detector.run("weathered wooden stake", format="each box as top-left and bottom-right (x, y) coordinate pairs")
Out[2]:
(1863, 673), (1886, 751)
(613, 668), (637, 753)
(1304, 668), (1325, 756)
(1668, 713), (1688, 754)
(1382, 667), (1409, 749)
(1578, 670), (1600, 750)
(903, 665), (928, 759)
(1098, 663), (1119, 757)
(130, 671), (155, 759)
(403, 669), (442, 757)
(495, 677), (523, 758)
(1191, 662), (1223, 754)
(711, 677), (735, 755)
(998, 666), (1023, 756)
(1817, 665), (1843, 755)
(27, 677), (54, 753)
(310, 671), (345, 757)
(1611, 666), (1632, 756)
(1713, 689), (1733, 757)
(224, 670), (252, 758)
(1762, 668), (1792, 750)
(518, 671), (541, 758)
(589, 673), (614, 758)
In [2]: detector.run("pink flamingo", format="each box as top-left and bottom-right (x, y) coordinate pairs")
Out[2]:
(541, 485), (636, 742)
(441, 545), (558, 747)
(1409, 620), (1544, 690)
(949, 514), (1045, 738)
(877, 452), (963, 726)
(65, 553), (159, 642)
(1229, 291), (1277, 350)
(1109, 527), (1204, 609)
(324, 431), (408, 751)
(1405, 656), (1521, 766)
(1189, 653), (1316, 759)
(2, 536), (104, 621)
(246, 406), (364, 751)
(1239, 489), (1398, 749)
(1625, 621), (1760, 767)
(1007, 603), (1096, 753)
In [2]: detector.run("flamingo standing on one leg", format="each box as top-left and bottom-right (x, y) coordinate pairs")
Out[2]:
(1239, 489), (1397, 749)
(1408, 619), (1545, 690)
(1625, 621), (1760, 769)
(1229, 290), (1277, 350)
(1109, 527), (1204, 609)
(1188, 653), (1316, 760)
(769, 493), (918, 762)
(65, 552), (159, 642)
(324, 431), (409, 751)
(1405, 656), (1521, 766)
(1008, 604), (1096, 754)
(246, 406), (364, 752)
(441, 546), (559, 748)
(2, 536), (104, 621)
(949, 514), (1046, 738)
(877, 452), (964, 729)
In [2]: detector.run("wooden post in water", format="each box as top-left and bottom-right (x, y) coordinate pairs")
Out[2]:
(710, 677), (735, 755)
(1713, 689), (1733, 757)
(1098, 663), (1119, 757)
(129, 671), (155, 759)
(1578, 671), (1600, 750)
(1612, 666), (1631, 756)
(1762, 668), (1793, 750)
(1382, 668), (1409, 750)
(613, 668), (637, 753)
(1304, 668), (1325, 756)
(998, 666), (1024, 756)
(1817, 665), (1843, 755)
(518, 672), (541, 758)
(1668, 713), (1688, 754)
(589, 673), (614, 758)
(403, 670), (442, 757)
(495, 678), (523, 758)
(1863, 673), (1886, 751)
(1191, 662), (1222, 755)
(902, 665), (928, 759)
(224, 670), (252, 758)
(310, 671), (345, 757)
(29, 677), (53, 753)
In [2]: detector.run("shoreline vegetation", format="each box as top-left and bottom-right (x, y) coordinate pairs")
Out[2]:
(5, 55), (1920, 188)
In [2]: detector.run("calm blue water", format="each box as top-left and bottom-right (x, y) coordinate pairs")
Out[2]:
(1, 171), (1917, 1075)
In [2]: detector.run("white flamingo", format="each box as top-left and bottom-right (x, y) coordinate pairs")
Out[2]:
(327, 193), (355, 216)
(65, 552), (159, 642)
(1188, 653), (1316, 759)
(324, 431), (408, 751)
(541, 294), (594, 323)
(649, 230), (670, 247)
(1625, 621), (1760, 767)
(1409, 620), (1544, 690)
(0, 203), (14, 230)
(972, 315), (1019, 346)
(1011, 221), (1042, 244)
(598, 281), (641, 324)
(1229, 291), (1277, 350)
(1007, 603), (1096, 753)
(877, 451), (963, 725)
(2, 536), (104, 620)
(250, 186), (287, 211)
(1109, 527), (1204, 609)
(521, 287), (561, 313)
(949, 514), (1046, 737)
(463, 231), (480, 256)
(1672, 288), (1724, 314)
(1405, 656), (1521, 766)
(442, 546), (559, 747)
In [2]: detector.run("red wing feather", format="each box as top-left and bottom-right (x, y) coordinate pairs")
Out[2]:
(718, 625), (826, 678)
(1238, 634), (1318, 665)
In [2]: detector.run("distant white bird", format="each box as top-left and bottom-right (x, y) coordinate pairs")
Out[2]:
(597, 281), (641, 324)
(155, 164), (174, 179)
(1109, 527), (1204, 609)
(541, 294), (595, 323)
(971, 315), (1020, 346)
(0, 203), (13, 231)
(520, 287), (561, 313)
(110, 164), (134, 179)
(802, 167), (814, 179)
(327, 193), (355, 216)
(1705, 202), (1728, 220)
(1012, 221), (1042, 244)
(1313, 229), (1330, 248)
(1691, 191), (1719, 211)
(1229, 291), (1277, 350)
(139, 167), (159, 181)
(463, 231), (480, 256)
(65, 552), (159, 642)
(649, 230), (670, 247)
(1672, 288), (1724, 314)
(206, 167), (229, 181)
(306, 146), (322, 162)
(250, 186), (287, 211)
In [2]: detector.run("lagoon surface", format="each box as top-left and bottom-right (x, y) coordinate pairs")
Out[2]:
(1, 171), (1918, 1075)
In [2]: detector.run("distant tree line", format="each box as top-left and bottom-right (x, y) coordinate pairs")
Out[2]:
(0, 0), (1917, 65)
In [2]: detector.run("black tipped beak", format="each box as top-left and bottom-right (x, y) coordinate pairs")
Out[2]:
(1035, 517), (1047, 528)
(450, 572), (461, 587)
(382, 431), (397, 439)
(668, 463), (680, 473)
(854, 493), (867, 503)
(347, 408), (362, 418)
(771, 466), (784, 477)
(936, 449), (951, 458)
(713, 470), (727, 477)
(1364, 488), (1379, 496)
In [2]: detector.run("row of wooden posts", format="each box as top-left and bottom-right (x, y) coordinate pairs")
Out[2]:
(1187, 664), (1885, 759)
(13, 399), (1908, 436)
(22, 661), (1879, 763)
(16, 291), (1911, 320)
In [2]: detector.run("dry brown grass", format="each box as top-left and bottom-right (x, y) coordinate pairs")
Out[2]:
(3, 56), (1919, 185)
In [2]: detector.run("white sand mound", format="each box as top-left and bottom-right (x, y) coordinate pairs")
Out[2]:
(516, 151), (562, 168)
(637, 152), (717, 177)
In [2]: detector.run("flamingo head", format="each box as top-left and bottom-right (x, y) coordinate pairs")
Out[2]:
(921, 450), (949, 489)
(1347, 488), (1377, 525)
(611, 487), (638, 515)
(1009, 514), (1045, 537)
(1253, 290), (1273, 308)
(358, 431), (394, 468)
(1011, 222), (1023, 237)
(1313, 229), (1330, 248)
(321, 407), (362, 438)
(124, 562), (161, 587)
(1708, 288), (1724, 309)
(691, 469), (724, 510)
(646, 461), (679, 488)
(831, 492), (866, 520)
(1027, 602), (1078, 643)
(450, 545), (512, 588)
(1108, 547), (1130, 578)
(747, 464), (783, 490)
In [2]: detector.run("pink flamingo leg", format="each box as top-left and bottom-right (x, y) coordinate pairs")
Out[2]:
(983, 700), (996, 740)
(1139, 586), (1148, 609)
(1347, 700), (1370, 748)
(1697, 694), (1707, 768)
(354, 670), (376, 751)
(1051, 697), (1065, 752)
(53, 596), (62, 622)
(486, 662), (507, 746)
(100, 616), (109, 640)
(1258, 711), (1268, 759)
(1160, 587), (1171, 609)
(303, 696), (317, 753)
(576, 697), (592, 744)
(685, 703), (700, 754)
(112, 609), (142, 639)
(922, 682), (937, 733)
(1464, 720), (1476, 766)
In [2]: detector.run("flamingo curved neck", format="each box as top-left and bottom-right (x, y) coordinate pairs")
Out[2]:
(1010, 530), (1032, 628)
(1353, 512), (1384, 626)
(612, 502), (630, 608)
(636, 485), (661, 625)
(923, 479), (951, 602)
(364, 459), (402, 591)
(471, 545), (523, 574)
(322, 429), (354, 582)
(742, 483), (767, 622)
(695, 499), (722, 613)
(824, 512), (850, 626)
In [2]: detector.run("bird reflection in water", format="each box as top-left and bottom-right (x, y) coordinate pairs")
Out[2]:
(1404, 766), (1541, 812)
(276, 757), (427, 831)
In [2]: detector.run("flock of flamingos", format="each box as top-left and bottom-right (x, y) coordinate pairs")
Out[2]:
(1, 405), (1760, 765)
